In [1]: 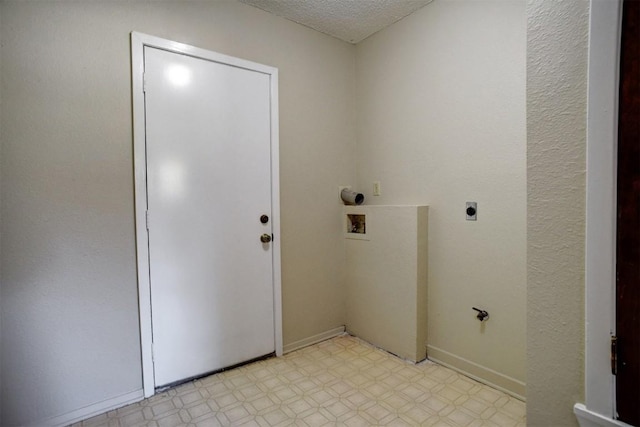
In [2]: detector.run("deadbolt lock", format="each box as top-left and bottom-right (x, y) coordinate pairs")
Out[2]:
(260, 215), (269, 224)
(260, 234), (272, 243)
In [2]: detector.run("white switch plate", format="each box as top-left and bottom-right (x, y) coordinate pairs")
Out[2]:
(373, 181), (381, 196)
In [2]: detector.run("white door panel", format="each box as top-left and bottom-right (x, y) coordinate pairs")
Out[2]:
(144, 46), (275, 387)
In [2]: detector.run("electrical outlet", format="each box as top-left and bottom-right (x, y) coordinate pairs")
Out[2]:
(466, 202), (477, 220)
(373, 181), (381, 196)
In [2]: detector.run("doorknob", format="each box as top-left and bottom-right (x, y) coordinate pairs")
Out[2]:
(260, 234), (272, 243)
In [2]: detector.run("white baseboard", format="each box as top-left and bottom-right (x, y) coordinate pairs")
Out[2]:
(574, 404), (634, 427)
(283, 326), (346, 354)
(34, 389), (144, 427)
(427, 345), (525, 401)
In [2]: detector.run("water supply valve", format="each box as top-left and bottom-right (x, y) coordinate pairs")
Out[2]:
(472, 307), (489, 322)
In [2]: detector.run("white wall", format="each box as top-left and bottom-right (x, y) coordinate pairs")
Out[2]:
(526, 0), (589, 425)
(355, 0), (526, 396)
(0, 1), (355, 424)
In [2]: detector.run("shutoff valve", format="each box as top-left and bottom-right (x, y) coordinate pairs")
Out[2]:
(472, 307), (489, 322)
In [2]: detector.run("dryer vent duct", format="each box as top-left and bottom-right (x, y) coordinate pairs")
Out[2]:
(341, 189), (364, 205)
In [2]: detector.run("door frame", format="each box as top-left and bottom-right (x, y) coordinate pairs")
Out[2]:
(131, 32), (282, 398)
(581, 0), (623, 421)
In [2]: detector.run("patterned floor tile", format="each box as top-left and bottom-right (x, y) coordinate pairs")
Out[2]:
(73, 335), (525, 426)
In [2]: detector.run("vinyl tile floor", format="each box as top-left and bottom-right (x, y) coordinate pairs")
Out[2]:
(73, 335), (525, 427)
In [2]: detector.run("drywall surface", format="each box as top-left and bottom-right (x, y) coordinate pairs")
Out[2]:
(527, 0), (589, 425)
(355, 0), (526, 396)
(0, 1), (355, 424)
(345, 205), (428, 362)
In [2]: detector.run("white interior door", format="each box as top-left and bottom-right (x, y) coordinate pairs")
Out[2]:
(143, 46), (276, 387)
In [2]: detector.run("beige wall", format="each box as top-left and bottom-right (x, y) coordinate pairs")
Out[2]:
(526, 0), (589, 425)
(0, 1), (355, 424)
(355, 0), (527, 396)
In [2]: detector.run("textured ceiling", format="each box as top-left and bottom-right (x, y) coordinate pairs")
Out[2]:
(238, 0), (434, 44)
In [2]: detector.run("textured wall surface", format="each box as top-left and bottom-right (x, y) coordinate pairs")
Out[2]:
(0, 1), (355, 424)
(526, 0), (589, 425)
(355, 0), (526, 396)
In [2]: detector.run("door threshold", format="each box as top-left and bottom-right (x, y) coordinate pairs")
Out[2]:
(155, 352), (276, 393)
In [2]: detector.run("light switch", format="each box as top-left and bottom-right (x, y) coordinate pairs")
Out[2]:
(373, 181), (381, 196)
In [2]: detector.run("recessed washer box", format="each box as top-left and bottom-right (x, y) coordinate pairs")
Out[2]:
(345, 212), (369, 240)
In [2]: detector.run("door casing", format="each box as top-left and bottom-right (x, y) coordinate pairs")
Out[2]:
(131, 32), (282, 397)
(583, 0), (623, 420)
